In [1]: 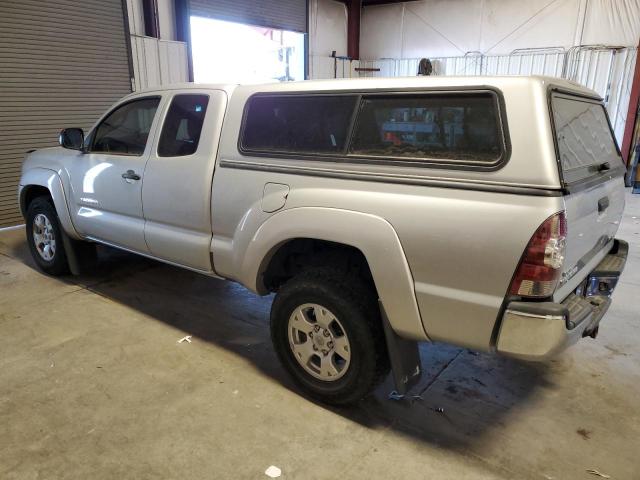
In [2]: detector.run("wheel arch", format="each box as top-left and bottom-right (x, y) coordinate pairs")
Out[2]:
(241, 207), (427, 341)
(19, 168), (81, 239)
(260, 238), (375, 293)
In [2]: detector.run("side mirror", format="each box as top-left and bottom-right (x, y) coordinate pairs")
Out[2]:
(59, 128), (85, 151)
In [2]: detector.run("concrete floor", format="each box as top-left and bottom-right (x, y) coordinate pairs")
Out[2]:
(1, 194), (639, 480)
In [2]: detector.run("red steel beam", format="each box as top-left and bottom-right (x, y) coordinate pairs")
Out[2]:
(346, 0), (361, 60)
(621, 41), (640, 165)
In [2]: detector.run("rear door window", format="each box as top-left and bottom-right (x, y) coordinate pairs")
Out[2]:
(551, 95), (622, 184)
(158, 94), (209, 157)
(349, 93), (504, 165)
(241, 95), (358, 154)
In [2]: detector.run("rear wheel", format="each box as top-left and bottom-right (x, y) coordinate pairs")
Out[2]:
(26, 196), (69, 276)
(270, 268), (389, 405)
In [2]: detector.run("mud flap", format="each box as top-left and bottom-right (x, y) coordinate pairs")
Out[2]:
(379, 301), (422, 396)
(60, 230), (97, 275)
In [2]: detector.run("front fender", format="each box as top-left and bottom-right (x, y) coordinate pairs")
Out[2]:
(19, 168), (81, 240)
(241, 207), (427, 341)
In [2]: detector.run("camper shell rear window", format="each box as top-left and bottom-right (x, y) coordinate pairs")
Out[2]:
(550, 93), (623, 185)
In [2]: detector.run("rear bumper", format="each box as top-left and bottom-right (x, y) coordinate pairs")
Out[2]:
(496, 239), (628, 361)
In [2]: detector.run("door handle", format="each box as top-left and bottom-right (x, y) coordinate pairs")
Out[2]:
(122, 170), (141, 181)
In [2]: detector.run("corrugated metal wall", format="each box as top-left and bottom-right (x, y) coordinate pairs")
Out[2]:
(0, 0), (133, 228)
(190, 0), (308, 32)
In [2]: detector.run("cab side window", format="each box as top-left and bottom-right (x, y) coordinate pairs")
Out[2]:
(91, 97), (160, 156)
(158, 94), (209, 157)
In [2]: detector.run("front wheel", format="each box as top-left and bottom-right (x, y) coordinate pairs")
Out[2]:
(25, 196), (69, 276)
(270, 268), (389, 405)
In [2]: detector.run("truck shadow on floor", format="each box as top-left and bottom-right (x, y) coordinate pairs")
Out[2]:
(11, 240), (557, 452)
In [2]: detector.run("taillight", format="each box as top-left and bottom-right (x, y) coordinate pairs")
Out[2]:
(509, 212), (567, 298)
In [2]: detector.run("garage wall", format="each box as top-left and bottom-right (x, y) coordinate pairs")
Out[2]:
(125, 0), (190, 90)
(351, 0), (640, 146)
(361, 0), (640, 59)
(310, 0), (348, 57)
(355, 46), (637, 144)
(309, 0), (348, 78)
(129, 36), (190, 90)
(158, 0), (178, 41)
(127, 0), (346, 82)
(0, 0), (133, 228)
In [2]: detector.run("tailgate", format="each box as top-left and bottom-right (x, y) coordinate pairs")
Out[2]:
(550, 92), (626, 298)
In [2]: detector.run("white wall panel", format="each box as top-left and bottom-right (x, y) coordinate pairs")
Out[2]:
(583, 0), (640, 46)
(309, 0), (349, 79)
(606, 49), (637, 141)
(309, 0), (348, 57)
(477, 0), (579, 54)
(157, 0), (177, 40)
(131, 35), (189, 90)
(360, 4), (404, 59)
(399, 0), (484, 57)
(126, 0), (146, 36)
(160, 41), (189, 83)
(361, 0), (640, 60)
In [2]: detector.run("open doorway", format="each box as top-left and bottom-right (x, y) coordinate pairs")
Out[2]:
(190, 16), (306, 84)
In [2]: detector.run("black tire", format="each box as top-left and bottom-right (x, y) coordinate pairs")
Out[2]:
(25, 196), (70, 276)
(271, 267), (389, 405)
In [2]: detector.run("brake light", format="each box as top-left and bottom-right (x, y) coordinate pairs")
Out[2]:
(509, 212), (567, 298)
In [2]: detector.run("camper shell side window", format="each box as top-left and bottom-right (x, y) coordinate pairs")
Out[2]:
(239, 89), (509, 170)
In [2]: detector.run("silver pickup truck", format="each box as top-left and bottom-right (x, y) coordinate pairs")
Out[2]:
(18, 76), (627, 404)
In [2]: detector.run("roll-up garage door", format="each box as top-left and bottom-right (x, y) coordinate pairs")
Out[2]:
(190, 0), (308, 33)
(0, 0), (132, 228)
